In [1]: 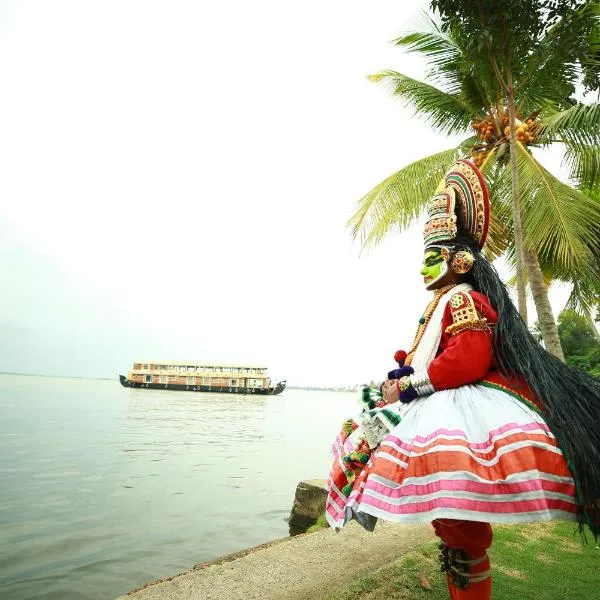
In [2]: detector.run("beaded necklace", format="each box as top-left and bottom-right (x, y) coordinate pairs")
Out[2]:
(405, 284), (456, 366)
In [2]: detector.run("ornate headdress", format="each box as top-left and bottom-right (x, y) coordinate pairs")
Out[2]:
(423, 159), (490, 251)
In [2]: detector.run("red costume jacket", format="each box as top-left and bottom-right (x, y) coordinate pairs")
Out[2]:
(428, 290), (537, 406)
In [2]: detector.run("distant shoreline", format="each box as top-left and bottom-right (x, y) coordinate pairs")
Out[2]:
(0, 371), (113, 381)
(0, 373), (360, 391)
(287, 386), (358, 393)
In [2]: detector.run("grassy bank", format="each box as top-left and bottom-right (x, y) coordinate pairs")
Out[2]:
(323, 521), (599, 600)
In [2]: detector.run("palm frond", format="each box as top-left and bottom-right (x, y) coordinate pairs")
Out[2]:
(517, 1), (599, 110)
(460, 72), (495, 115)
(348, 147), (461, 250)
(537, 102), (600, 148)
(479, 150), (512, 259)
(562, 143), (600, 192)
(368, 70), (472, 135)
(393, 14), (496, 109)
(393, 14), (460, 65)
(513, 143), (600, 276)
(566, 278), (600, 316)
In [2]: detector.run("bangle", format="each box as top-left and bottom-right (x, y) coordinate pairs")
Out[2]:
(411, 370), (434, 395)
(397, 376), (411, 392)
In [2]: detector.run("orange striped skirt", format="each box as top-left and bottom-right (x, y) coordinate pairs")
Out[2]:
(326, 383), (577, 529)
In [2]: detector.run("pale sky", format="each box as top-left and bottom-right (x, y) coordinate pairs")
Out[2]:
(0, 0), (571, 387)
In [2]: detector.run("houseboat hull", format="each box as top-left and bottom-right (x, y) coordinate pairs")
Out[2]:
(119, 375), (286, 395)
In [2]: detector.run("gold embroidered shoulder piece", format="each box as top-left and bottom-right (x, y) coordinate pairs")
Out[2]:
(445, 291), (490, 336)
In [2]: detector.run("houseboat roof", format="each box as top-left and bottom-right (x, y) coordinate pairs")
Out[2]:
(134, 361), (269, 369)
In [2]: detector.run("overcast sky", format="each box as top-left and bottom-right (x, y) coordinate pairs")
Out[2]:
(0, 0), (571, 387)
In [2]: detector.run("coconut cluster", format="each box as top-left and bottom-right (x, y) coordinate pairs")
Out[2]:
(470, 111), (539, 167)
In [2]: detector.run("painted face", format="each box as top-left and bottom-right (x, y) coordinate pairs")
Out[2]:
(420, 250), (448, 290)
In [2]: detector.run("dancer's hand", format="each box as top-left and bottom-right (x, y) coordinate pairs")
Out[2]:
(381, 379), (400, 405)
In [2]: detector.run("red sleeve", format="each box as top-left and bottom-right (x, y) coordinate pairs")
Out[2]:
(427, 291), (497, 391)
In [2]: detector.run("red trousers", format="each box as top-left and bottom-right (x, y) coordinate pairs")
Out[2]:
(432, 519), (493, 600)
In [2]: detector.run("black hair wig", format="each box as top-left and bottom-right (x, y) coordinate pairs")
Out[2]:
(447, 237), (600, 538)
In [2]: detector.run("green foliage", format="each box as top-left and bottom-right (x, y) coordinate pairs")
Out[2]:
(305, 514), (328, 534)
(557, 308), (600, 376)
(430, 0), (599, 98)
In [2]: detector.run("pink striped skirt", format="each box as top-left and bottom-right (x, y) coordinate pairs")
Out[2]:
(326, 384), (577, 529)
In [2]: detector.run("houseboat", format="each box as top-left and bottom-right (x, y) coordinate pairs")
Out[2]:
(119, 362), (286, 395)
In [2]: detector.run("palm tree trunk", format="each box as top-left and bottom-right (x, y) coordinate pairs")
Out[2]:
(505, 63), (528, 325)
(524, 247), (565, 361)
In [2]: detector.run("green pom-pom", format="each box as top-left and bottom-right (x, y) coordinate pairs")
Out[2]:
(342, 483), (353, 496)
(343, 455), (352, 464)
(419, 317), (426, 324)
(358, 452), (369, 463)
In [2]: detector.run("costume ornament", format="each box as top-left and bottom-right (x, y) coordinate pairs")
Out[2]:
(423, 159), (490, 251)
(450, 250), (474, 274)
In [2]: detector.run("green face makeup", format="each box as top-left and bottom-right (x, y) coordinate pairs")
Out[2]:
(420, 250), (447, 289)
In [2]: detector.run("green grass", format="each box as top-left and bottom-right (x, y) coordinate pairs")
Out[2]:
(323, 521), (599, 600)
(306, 514), (328, 534)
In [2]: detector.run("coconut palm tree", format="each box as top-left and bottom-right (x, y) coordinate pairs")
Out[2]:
(350, 10), (600, 359)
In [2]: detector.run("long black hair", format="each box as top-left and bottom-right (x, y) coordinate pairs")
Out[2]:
(450, 238), (600, 537)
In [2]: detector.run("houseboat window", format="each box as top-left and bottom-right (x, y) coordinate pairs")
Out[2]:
(202, 377), (210, 385)
(142, 364), (149, 370)
(230, 379), (238, 386)
(144, 375), (152, 383)
(159, 375), (167, 384)
(187, 366), (194, 372)
(187, 376), (195, 384)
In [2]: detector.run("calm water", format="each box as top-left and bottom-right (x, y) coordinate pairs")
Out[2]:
(0, 374), (355, 600)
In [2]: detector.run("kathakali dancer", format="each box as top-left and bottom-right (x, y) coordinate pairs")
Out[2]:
(326, 159), (600, 600)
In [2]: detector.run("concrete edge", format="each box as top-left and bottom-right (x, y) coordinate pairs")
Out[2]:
(123, 532), (313, 596)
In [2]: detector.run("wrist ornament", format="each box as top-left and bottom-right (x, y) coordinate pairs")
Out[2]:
(410, 369), (435, 395)
(397, 376), (418, 404)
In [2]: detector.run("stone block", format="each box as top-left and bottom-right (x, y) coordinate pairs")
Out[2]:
(288, 478), (328, 536)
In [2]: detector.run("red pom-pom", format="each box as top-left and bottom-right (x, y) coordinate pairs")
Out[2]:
(394, 350), (407, 365)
